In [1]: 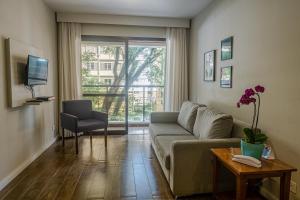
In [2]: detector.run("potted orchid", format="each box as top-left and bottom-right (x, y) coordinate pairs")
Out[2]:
(237, 85), (268, 159)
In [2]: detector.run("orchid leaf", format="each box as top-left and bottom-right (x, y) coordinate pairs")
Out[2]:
(243, 128), (255, 144)
(254, 133), (268, 144)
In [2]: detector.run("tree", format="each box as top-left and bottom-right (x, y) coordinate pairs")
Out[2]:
(81, 51), (100, 92)
(104, 47), (164, 116)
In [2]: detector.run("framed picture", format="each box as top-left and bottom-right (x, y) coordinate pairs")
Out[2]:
(220, 66), (232, 88)
(221, 36), (233, 60)
(204, 50), (216, 81)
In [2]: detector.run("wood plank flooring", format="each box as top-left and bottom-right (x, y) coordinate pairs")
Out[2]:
(0, 128), (212, 200)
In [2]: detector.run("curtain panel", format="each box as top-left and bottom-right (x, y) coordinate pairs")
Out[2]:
(58, 22), (82, 136)
(165, 27), (188, 111)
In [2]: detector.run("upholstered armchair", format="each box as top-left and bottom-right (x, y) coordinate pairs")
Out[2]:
(60, 100), (108, 154)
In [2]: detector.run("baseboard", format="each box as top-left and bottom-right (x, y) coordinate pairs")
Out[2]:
(0, 137), (57, 191)
(260, 186), (278, 200)
(260, 185), (299, 200)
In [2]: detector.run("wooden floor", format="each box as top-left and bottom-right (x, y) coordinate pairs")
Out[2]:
(0, 128), (212, 200)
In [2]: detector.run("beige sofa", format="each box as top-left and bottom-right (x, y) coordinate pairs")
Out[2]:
(149, 101), (248, 197)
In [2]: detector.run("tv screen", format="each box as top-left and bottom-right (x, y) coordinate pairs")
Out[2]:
(26, 55), (48, 86)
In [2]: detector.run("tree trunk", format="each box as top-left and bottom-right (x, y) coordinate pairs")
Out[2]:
(102, 47), (145, 112)
(111, 49), (160, 116)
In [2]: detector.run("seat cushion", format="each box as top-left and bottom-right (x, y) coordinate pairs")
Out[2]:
(177, 101), (202, 132)
(77, 119), (106, 132)
(155, 135), (197, 169)
(193, 107), (233, 139)
(149, 123), (192, 142)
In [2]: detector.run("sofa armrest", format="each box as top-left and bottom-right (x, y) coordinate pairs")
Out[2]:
(150, 112), (179, 123)
(60, 113), (78, 132)
(169, 138), (241, 196)
(92, 111), (108, 126)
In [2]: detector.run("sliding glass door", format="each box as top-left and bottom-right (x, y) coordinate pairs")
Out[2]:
(81, 37), (128, 133)
(128, 40), (166, 123)
(81, 36), (166, 134)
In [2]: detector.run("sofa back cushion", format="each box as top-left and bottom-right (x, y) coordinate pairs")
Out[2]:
(193, 107), (233, 139)
(177, 101), (201, 132)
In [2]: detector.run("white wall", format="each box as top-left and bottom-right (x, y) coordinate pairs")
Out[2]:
(0, 0), (57, 190)
(190, 0), (300, 199)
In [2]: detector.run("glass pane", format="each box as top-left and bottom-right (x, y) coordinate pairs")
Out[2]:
(128, 42), (166, 86)
(128, 41), (166, 123)
(81, 41), (126, 91)
(83, 96), (126, 123)
(128, 87), (144, 122)
(81, 38), (167, 126)
(81, 40), (126, 128)
(128, 86), (165, 122)
(144, 87), (164, 121)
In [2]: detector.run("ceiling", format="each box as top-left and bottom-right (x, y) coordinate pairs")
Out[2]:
(44, 0), (213, 18)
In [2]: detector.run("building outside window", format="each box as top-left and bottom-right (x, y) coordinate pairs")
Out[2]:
(100, 62), (112, 71)
(104, 78), (112, 85)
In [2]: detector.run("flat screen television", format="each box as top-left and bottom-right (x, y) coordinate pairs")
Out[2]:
(25, 55), (48, 86)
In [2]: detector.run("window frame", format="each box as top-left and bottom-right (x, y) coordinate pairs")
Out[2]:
(81, 36), (167, 129)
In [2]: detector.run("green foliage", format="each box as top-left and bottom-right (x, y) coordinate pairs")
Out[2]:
(81, 51), (100, 89)
(254, 130), (268, 144)
(82, 51), (97, 63)
(144, 48), (165, 85)
(243, 128), (268, 144)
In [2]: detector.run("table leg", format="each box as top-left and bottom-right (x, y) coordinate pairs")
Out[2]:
(280, 172), (291, 200)
(236, 176), (247, 200)
(104, 127), (107, 148)
(75, 131), (78, 154)
(62, 128), (65, 147)
(90, 135), (92, 147)
(212, 156), (220, 199)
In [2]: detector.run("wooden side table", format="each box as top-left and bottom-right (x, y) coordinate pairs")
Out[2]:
(211, 148), (297, 200)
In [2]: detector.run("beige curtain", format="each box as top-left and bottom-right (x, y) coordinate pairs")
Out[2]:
(58, 22), (82, 136)
(165, 27), (188, 111)
(58, 22), (81, 101)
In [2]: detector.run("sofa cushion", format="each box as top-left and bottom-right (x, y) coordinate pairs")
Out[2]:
(155, 135), (197, 169)
(149, 123), (192, 141)
(193, 107), (233, 139)
(177, 101), (201, 132)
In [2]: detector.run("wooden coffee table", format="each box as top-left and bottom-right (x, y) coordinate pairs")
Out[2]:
(211, 148), (297, 200)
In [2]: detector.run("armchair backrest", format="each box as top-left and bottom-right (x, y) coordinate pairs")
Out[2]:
(62, 100), (93, 120)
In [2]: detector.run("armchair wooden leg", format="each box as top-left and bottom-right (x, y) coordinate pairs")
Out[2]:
(75, 131), (78, 154)
(62, 128), (65, 147)
(104, 127), (107, 148)
(90, 135), (92, 147)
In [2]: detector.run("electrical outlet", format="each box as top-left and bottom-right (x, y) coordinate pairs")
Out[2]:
(291, 181), (297, 194)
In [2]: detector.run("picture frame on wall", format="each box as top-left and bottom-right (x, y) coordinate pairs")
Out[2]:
(204, 50), (216, 81)
(220, 66), (232, 88)
(221, 36), (233, 60)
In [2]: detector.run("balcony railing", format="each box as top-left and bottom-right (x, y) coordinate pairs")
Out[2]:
(82, 85), (165, 123)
